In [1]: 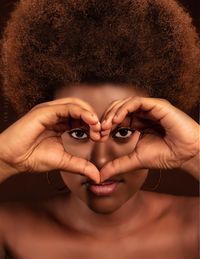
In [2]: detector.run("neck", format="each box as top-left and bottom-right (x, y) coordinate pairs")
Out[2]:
(58, 191), (149, 238)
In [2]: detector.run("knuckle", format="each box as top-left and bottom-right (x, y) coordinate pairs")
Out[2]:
(66, 103), (80, 112)
(29, 103), (44, 112)
(111, 99), (120, 105)
(158, 98), (170, 105)
(29, 102), (52, 114)
(132, 96), (141, 102)
(63, 153), (73, 168)
(29, 105), (47, 117)
(83, 159), (90, 175)
(112, 158), (120, 170)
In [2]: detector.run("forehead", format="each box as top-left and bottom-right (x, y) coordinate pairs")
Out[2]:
(54, 84), (147, 119)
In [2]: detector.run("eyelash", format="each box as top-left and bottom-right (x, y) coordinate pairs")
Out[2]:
(112, 127), (135, 139)
(68, 127), (135, 140)
(69, 128), (88, 140)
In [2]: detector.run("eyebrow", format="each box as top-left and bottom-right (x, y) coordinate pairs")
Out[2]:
(110, 117), (132, 131)
(68, 118), (90, 130)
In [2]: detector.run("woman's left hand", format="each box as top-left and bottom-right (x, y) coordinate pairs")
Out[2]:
(100, 97), (199, 181)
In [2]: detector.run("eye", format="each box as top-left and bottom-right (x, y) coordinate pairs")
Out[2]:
(69, 128), (88, 140)
(112, 127), (135, 139)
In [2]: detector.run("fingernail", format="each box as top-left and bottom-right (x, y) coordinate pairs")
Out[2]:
(93, 132), (101, 140)
(99, 136), (107, 142)
(107, 118), (113, 123)
(92, 113), (99, 120)
(113, 114), (120, 121)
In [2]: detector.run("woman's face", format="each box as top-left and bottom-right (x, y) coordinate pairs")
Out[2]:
(54, 84), (149, 214)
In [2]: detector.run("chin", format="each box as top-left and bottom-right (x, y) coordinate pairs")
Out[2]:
(85, 195), (131, 215)
(88, 203), (123, 215)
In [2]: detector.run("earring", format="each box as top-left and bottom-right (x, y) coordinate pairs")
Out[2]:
(46, 171), (69, 193)
(149, 170), (162, 191)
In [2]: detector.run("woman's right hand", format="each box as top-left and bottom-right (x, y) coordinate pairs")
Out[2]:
(0, 98), (101, 183)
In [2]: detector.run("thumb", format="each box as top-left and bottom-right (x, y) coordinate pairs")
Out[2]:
(59, 153), (101, 183)
(100, 152), (142, 182)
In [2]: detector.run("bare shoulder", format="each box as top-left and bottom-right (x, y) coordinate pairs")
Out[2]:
(157, 192), (198, 223)
(169, 193), (199, 245)
(0, 197), (59, 224)
(0, 194), (67, 230)
(0, 205), (7, 259)
(0, 202), (31, 259)
(0, 197), (63, 259)
(144, 190), (198, 227)
(142, 190), (198, 214)
(142, 191), (199, 257)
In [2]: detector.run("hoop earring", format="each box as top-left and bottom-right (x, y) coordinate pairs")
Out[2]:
(149, 170), (162, 191)
(46, 171), (69, 193)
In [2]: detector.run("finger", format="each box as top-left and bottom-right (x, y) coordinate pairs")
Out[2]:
(65, 105), (101, 141)
(90, 121), (101, 132)
(100, 152), (142, 182)
(100, 97), (132, 142)
(98, 129), (112, 142)
(31, 97), (97, 115)
(49, 116), (101, 139)
(28, 103), (99, 143)
(58, 153), (100, 183)
(50, 122), (70, 134)
(100, 129), (110, 136)
(72, 116), (101, 139)
(113, 97), (200, 143)
(99, 135), (109, 142)
(14, 107), (100, 167)
(89, 127), (101, 141)
(57, 106), (101, 141)
(101, 97), (131, 125)
(50, 104), (97, 125)
(101, 97), (132, 130)
(101, 99), (122, 125)
(31, 97), (100, 131)
(101, 101), (122, 132)
(100, 98), (132, 141)
(112, 97), (173, 129)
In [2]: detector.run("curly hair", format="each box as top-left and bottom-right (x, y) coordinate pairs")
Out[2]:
(1, 0), (200, 115)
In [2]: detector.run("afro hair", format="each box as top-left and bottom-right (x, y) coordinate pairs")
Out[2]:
(1, 0), (200, 115)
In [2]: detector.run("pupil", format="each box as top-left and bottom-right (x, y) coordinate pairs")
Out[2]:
(119, 129), (128, 136)
(76, 130), (84, 137)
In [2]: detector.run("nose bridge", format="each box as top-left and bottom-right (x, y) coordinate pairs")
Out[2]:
(90, 142), (112, 170)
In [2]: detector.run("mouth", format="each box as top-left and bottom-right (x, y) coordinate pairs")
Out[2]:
(83, 179), (124, 196)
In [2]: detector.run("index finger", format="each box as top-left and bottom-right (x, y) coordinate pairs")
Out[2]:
(32, 97), (97, 116)
(113, 97), (175, 130)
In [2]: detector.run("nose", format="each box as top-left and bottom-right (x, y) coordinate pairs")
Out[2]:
(89, 142), (113, 171)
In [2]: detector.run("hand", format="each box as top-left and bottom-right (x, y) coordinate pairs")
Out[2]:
(100, 97), (199, 181)
(0, 98), (101, 183)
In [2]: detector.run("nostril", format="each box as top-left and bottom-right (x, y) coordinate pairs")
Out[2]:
(89, 142), (111, 169)
(92, 158), (109, 171)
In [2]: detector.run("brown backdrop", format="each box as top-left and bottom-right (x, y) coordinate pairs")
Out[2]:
(0, 0), (199, 201)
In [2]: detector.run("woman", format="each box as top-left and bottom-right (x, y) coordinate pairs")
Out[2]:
(0, 0), (199, 258)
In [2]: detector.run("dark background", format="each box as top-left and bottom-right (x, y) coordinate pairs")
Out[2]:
(0, 0), (199, 201)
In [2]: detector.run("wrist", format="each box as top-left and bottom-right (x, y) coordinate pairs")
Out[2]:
(0, 159), (19, 182)
(180, 152), (200, 181)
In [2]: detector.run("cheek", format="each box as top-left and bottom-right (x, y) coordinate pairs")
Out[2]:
(124, 169), (149, 193)
(112, 131), (140, 156)
(60, 171), (85, 195)
(61, 133), (92, 159)
(61, 131), (141, 164)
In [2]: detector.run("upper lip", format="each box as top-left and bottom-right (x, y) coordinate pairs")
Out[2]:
(82, 178), (124, 185)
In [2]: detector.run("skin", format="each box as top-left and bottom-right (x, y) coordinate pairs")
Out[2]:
(0, 84), (199, 259)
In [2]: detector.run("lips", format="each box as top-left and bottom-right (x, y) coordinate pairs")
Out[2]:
(84, 179), (123, 196)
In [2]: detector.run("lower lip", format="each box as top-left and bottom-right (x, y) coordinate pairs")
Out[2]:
(87, 181), (120, 196)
